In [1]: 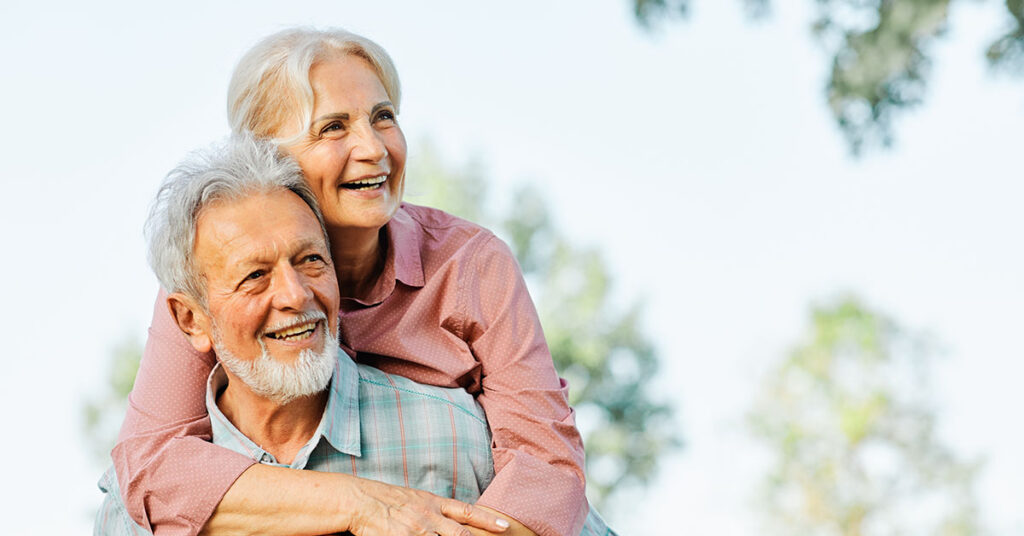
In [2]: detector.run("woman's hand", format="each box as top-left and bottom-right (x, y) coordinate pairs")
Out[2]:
(203, 465), (509, 536)
(462, 506), (536, 536)
(346, 477), (510, 536)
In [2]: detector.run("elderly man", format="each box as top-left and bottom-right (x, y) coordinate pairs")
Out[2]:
(95, 136), (613, 536)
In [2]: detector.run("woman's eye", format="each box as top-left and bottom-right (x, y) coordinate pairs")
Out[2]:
(320, 122), (345, 138)
(244, 270), (265, 282)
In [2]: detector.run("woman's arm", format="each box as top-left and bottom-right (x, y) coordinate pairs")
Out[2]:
(114, 291), (508, 536)
(112, 290), (252, 534)
(459, 235), (589, 536)
(204, 465), (509, 536)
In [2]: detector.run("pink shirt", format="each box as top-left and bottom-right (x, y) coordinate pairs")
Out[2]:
(113, 203), (588, 536)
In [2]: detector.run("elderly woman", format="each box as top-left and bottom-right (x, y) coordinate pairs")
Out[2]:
(114, 28), (596, 536)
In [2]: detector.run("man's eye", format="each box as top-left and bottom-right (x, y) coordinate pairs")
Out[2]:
(375, 110), (396, 122)
(244, 270), (265, 281)
(303, 253), (327, 264)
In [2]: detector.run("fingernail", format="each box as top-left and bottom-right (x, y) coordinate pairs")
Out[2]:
(496, 519), (510, 529)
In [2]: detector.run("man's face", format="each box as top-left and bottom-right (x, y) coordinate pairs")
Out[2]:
(191, 190), (340, 399)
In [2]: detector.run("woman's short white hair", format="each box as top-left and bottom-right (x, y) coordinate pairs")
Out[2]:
(227, 27), (401, 144)
(146, 134), (329, 305)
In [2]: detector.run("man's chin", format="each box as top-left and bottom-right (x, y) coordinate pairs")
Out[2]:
(216, 338), (337, 405)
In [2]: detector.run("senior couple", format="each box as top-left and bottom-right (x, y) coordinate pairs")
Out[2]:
(96, 27), (615, 536)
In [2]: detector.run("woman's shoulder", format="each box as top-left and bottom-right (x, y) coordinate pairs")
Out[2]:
(396, 202), (498, 248)
(399, 202), (487, 232)
(394, 203), (517, 271)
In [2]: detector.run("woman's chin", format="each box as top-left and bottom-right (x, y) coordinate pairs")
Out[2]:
(328, 201), (400, 235)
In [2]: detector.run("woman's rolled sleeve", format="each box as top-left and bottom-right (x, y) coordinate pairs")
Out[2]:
(111, 291), (255, 535)
(462, 235), (588, 536)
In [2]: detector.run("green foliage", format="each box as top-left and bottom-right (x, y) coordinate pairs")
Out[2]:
(748, 297), (983, 535)
(407, 144), (680, 510)
(986, 0), (1024, 72)
(406, 139), (488, 224)
(817, 0), (952, 154)
(82, 335), (142, 465)
(633, 0), (691, 29)
(629, 0), (1024, 155)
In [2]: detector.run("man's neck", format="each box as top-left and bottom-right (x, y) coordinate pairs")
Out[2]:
(217, 379), (328, 466)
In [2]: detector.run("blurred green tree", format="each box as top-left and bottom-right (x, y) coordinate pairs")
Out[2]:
(748, 297), (983, 535)
(407, 142), (680, 510)
(82, 335), (142, 466)
(631, 0), (1024, 155)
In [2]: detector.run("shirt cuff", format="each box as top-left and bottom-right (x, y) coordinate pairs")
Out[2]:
(113, 426), (256, 535)
(475, 451), (588, 536)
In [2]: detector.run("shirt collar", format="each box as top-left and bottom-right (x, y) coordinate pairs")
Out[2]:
(205, 356), (362, 465)
(351, 204), (425, 306)
(319, 352), (362, 456)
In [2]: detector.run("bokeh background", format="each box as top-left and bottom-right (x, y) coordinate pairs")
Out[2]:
(2, 0), (1022, 533)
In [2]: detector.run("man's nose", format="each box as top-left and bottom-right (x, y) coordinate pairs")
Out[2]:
(271, 265), (312, 310)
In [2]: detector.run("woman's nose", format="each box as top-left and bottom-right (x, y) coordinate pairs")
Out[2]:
(349, 123), (388, 163)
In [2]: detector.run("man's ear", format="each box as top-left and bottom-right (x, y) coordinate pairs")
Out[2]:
(167, 292), (213, 353)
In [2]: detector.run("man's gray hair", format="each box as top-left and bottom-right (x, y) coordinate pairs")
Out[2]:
(146, 134), (329, 304)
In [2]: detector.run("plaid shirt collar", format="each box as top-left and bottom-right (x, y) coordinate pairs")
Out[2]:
(205, 354), (362, 467)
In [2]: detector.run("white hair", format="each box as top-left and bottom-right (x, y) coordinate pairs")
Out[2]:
(145, 134), (329, 304)
(227, 26), (402, 144)
(214, 310), (337, 405)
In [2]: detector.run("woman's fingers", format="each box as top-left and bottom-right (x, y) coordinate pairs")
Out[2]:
(348, 479), (508, 535)
(439, 499), (510, 532)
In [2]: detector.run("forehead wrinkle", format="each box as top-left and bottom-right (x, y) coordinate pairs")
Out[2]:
(310, 58), (390, 114)
(196, 216), (281, 282)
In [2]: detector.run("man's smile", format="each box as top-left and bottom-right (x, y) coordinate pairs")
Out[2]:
(264, 321), (319, 341)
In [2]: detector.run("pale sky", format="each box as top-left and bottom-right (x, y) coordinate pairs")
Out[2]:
(1, 0), (1022, 534)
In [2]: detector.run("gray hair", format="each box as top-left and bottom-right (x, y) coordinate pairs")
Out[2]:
(146, 134), (329, 304)
(227, 27), (402, 144)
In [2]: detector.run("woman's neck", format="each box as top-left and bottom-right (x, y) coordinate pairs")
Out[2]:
(330, 226), (387, 298)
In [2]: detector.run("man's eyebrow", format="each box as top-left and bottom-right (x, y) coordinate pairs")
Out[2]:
(230, 252), (273, 273)
(292, 236), (328, 254)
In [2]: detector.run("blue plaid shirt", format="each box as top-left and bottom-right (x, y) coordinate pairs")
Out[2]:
(96, 357), (614, 535)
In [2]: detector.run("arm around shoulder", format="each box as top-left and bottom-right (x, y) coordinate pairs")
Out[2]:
(112, 289), (252, 534)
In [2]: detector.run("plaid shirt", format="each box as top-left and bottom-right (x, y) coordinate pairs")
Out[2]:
(96, 357), (614, 535)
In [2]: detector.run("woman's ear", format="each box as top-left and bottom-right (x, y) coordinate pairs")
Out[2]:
(167, 293), (213, 353)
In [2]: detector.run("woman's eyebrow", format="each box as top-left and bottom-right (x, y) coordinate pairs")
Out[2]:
(312, 112), (350, 124)
(371, 101), (394, 114)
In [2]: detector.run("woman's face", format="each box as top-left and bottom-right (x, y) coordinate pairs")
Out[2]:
(280, 54), (407, 235)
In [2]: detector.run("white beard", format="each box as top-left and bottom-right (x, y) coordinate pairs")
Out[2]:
(213, 316), (337, 405)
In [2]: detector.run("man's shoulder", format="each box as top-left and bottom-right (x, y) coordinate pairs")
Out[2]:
(354, 364), (487, 426)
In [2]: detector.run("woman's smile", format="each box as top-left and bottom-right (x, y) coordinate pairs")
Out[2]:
(340, 173), (388, 191)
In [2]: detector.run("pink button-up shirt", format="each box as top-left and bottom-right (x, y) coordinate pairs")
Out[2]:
(112, 203), (588, 536)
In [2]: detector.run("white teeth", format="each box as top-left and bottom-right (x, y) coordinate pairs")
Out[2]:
(345, 175), (387, 188)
